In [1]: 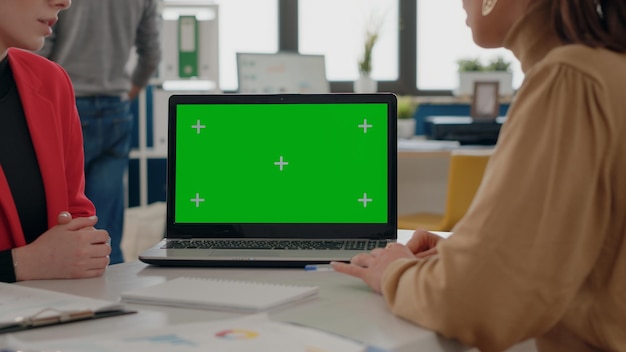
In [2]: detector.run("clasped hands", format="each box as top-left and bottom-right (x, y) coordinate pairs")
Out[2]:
(12, 211), (111, 281)
(331, 229), (442, 294)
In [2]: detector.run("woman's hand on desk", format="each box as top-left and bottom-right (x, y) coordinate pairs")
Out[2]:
(407, 229), (441, 258)
(332, 244), (415, 293)
(12, 212), (111, 281)
(331, 229), (442, 293)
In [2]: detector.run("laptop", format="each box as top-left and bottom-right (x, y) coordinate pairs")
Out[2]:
(139, 93), (398, 267)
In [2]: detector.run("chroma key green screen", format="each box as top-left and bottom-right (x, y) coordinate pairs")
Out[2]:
(174, 103), (389, 223)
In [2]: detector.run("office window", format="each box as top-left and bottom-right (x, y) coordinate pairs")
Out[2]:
(416, 0), (523, 91)
(299, 0), (399, 82)
(218, 0), (278, 91)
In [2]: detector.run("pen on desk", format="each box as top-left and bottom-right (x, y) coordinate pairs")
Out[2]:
(304, 264), (334, 272)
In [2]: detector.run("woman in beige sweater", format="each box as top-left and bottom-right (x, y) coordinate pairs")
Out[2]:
(333, 0), (626, 351)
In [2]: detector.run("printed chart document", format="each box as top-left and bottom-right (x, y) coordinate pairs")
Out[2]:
(0, 282), (134, 333)
(120, 277), (319, 313)
(8, 313), (366, 352)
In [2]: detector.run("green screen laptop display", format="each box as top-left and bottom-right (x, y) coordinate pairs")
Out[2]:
(168, 94), (397, 238)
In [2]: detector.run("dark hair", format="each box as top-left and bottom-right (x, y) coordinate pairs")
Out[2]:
(552, 0), (626, 52)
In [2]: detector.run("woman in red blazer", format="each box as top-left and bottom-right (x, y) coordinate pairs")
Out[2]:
(0, 0), (110, 282)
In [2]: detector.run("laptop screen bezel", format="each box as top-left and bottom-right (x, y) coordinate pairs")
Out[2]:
(166, 93), (398, 240)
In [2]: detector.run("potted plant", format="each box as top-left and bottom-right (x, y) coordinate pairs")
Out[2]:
(457, 58), (484, 73)
(455, 56), (514, 97)
(354, 19), (381, 93)
(396, 96), (418, 139)
(358, 31), (378, 75)
(486, 56), (512, 72)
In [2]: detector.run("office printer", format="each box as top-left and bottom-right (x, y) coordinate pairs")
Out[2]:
(424, 116), (506, 146)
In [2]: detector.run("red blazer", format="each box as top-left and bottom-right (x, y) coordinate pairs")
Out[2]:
(0, 48), (94, 250)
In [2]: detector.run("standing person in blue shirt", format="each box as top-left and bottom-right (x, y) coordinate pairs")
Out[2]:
(40, 0), (162, 264)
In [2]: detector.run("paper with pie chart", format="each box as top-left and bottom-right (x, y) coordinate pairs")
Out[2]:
(8, 313), (366, 352)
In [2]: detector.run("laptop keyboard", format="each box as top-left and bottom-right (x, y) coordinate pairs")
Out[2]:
(165, 239), (389, 251)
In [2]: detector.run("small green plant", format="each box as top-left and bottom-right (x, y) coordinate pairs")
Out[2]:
(486, 56), (512, 72)
(358, 31), (378, 74)
(397, 96), (418, 119)
(457, 56), (512, 72)
(357, 12), (385, 75)
(457, 58), (484, 72)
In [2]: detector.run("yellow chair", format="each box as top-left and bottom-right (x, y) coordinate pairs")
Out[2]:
(398, 149), (492, 231)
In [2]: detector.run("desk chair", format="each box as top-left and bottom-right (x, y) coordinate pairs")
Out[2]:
(398, 149), (492, 231)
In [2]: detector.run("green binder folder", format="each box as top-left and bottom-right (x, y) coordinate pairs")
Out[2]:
(178, 15), (199, 78)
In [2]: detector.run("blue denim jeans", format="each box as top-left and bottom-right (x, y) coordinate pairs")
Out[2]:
(76, 96), (132, 265)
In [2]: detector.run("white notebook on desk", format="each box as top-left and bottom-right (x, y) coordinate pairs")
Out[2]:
(120, 277), (319, 313)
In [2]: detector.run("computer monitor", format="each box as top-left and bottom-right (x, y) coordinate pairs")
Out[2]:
(236, 52), (330, 94)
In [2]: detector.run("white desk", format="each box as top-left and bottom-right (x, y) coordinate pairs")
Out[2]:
(6, 230), (467, 352)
